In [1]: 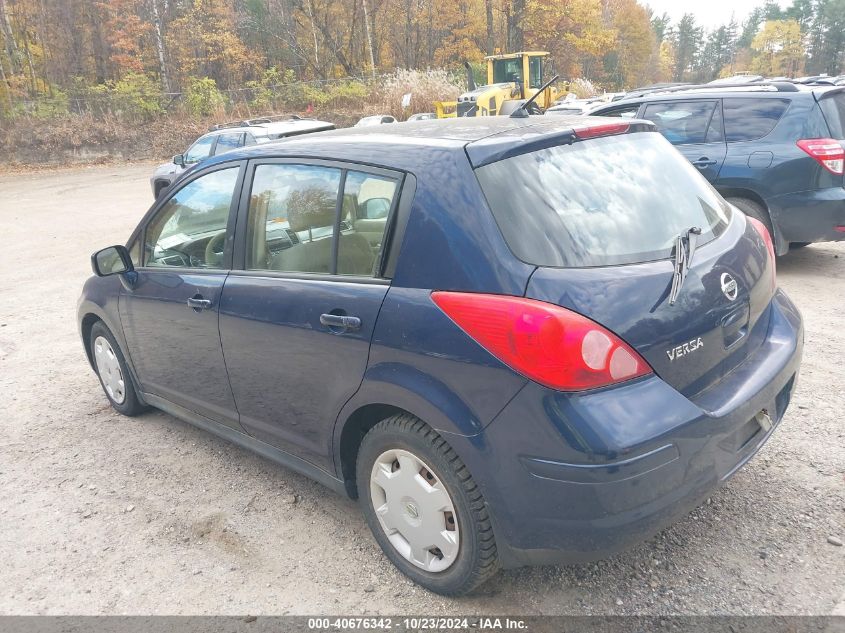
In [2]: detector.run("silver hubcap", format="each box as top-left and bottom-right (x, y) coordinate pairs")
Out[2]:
(93, 336), (125, 405)
(370, 449), (460, 572)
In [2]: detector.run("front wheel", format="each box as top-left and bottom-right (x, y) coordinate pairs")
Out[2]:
(357, 414), (499, 595)
(89, 321), (146, 416)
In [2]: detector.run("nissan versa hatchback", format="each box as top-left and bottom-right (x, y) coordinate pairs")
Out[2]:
(79, 117), (803, 595)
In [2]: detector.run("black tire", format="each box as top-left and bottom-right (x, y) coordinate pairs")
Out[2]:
(726, 197), (774, 239)
(790, 242), (811, 249)
(356, 414), (499, 595)
(89, 321), (146, 416)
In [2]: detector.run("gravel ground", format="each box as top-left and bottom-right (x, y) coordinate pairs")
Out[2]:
(0, 164), (843, 615)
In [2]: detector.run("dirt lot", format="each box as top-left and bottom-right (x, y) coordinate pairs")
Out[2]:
(0, 164), (843, 615)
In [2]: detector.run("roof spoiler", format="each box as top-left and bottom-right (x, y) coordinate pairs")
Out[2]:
(467, 120), (656, 168)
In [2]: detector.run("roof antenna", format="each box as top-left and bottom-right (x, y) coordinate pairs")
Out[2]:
(510, 74), (559, 118)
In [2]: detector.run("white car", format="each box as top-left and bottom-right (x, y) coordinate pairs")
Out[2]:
(353, 115), (397, 127)
(150, 116), (335, 198)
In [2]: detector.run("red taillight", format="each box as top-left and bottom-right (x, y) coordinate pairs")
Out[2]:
(745, 216), (777, 290)
(573, 122), (630, 140)
(431, 292), (652, 391)
(797, 138), (844, 175)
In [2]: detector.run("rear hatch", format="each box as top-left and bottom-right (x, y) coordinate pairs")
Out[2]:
(815, 87), (845, 185)
(473, 128), (775, 398)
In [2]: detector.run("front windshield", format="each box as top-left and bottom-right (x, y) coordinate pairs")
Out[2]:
(184, 135), (215, 163)
(492, 58), (522, 84)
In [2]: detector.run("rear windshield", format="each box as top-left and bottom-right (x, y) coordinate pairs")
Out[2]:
(475, 132), (732, 267)
(819, 92), (845, 138)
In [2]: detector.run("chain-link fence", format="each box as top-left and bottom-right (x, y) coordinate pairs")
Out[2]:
(1, 70), (468, 123)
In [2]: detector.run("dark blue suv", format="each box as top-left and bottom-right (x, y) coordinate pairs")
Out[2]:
(590, 83), (845, 254)
(78, 117), (803, 595)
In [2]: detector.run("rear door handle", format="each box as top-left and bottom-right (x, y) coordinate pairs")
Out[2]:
(320, 313), (361, 331)
(186, 296), (213, 310)
(692, 157), (717, 168)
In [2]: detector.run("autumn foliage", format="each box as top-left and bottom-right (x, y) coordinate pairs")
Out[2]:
(0, 0), (843, 121)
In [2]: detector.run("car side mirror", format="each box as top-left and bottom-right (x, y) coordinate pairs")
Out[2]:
(91, 245), (133, 277)
(173, 154), (185, 167)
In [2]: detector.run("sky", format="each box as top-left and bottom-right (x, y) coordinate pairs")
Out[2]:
(644, 0), (789, 29)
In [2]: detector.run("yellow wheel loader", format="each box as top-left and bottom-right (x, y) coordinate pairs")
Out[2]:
(435, 51), (568, 118)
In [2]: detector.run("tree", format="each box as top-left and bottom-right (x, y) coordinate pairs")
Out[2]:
(524, 0), (616, 79)
(603, 0), (655, 88)
(671, 13), (702, 81)
(750, 19), (805, 77)
(806, 0), (845, 75)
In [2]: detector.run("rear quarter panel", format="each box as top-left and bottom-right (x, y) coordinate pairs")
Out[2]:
(335, 147), (535, 441)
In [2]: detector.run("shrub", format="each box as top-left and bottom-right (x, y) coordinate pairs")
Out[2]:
(377, 69), (462, 120)
(28, 90), (70, 119)
(111, 73), (164, 120)
(184, 77), (226, 117)
(568, 77), (599, 98)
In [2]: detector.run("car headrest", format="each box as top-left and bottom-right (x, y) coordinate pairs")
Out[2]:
(287, 188), (337, 232)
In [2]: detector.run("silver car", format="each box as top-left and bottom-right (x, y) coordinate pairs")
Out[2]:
(150, 116), (335, 198)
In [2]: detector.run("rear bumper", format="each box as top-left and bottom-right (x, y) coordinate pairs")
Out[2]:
(450, 290), (803, 568)
(769, 186), (845, 245)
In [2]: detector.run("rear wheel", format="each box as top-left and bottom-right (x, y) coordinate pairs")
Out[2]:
(90, 321), (145, 416)
(357, 414), (499, 595)
(726, 197), (774, 239)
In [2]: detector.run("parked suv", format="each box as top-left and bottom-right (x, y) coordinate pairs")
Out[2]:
(80, 117), (802, 595)
(150, 115), (335, 198)
(590, 83), (845, 254)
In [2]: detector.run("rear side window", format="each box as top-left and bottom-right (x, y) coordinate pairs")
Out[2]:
(475, 132), (732, 268)
(819, 93), (845, 138)
(641, 100), (718, 144)
(723, 98), (790, 142)
(246, 164), (342, 274)
(245, 164), (397, 276)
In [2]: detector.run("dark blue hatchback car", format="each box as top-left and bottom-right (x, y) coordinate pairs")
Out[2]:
(79, 116), (803, 595)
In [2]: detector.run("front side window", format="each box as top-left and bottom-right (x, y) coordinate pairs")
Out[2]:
(184, 135), (216, 164)
(642, 100), (718, 145)
(128, 239), (140, 266)
(213, 132), (244, 155)
(528, 56), (543, 89)
(144, 168), (239, 269)
(475, 132), (732, 268)
(723, 98), (790, 142)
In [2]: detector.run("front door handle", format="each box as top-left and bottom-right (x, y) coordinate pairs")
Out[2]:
(186, 296), (212, 311)
(692, 157), (717, 168)
(320, 313), (362, 332)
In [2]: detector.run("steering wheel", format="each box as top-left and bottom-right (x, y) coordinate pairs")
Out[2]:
(204, 231), (226, 267)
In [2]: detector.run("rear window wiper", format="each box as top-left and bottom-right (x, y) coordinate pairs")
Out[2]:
(668, 226), (702, 306)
